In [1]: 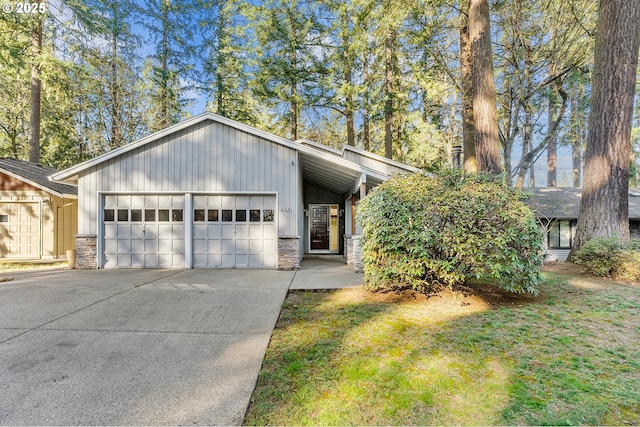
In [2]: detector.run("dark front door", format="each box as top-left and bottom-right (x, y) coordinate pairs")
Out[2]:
(310, 205), (329, 250)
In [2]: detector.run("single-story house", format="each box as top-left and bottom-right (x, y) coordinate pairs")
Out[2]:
(50, 112), (420, 270)
(524, 187), (640, 261)
(0, 158), (78, 259)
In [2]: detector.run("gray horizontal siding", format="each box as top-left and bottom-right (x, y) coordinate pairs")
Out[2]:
(78, 120), (299, 236)
(545, 249), (571, 262)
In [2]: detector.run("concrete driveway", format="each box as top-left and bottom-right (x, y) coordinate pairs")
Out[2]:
(0, 268), (294, 426)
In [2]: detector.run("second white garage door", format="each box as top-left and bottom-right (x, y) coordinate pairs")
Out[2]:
(193, 195), (277, 268)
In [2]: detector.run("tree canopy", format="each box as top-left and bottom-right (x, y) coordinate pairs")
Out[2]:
(0, 0), (637, 186)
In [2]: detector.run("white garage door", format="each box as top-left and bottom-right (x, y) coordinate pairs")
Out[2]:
(193, 195), (277, 268)
(104, 195), (185, 268)
(0, 202), (40, 258)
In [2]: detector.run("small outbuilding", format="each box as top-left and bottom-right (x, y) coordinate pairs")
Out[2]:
(0, 158), (78, 259)
(51, 113), (420, 269)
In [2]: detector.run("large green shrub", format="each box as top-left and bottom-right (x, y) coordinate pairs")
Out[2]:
(358, 170), (544, 296)
(573, 237), (640, 282)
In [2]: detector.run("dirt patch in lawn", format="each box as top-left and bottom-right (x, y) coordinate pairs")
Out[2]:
(542, 261), (587, 275)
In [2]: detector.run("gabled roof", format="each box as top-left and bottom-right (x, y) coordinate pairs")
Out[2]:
(50, 112), (402, 194)
(524, 187), (640, 220)
(0, 158), (77, 197)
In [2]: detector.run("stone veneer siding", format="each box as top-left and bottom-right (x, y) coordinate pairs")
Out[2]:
(278, 236), (300, 270)
(75, 234), (97, 270)
(344, 235), (355, 265)
(351, 235), (363, 272)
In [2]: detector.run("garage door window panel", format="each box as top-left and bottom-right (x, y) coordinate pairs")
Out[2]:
(158, 209), (170, 221)
(222, 210), (233, 221)
(105, 209), (115, 221)
(208, 210), (219, 221)
(118, 209), (129, 222)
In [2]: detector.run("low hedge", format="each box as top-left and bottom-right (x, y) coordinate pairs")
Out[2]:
(572, 237), (640, 282)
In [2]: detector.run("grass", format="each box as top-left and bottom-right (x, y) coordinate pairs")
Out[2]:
(244, 266), (640, 425)
(0, 261), (68, 274)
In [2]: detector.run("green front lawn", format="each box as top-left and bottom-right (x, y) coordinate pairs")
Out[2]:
(244, 264), (640, 425)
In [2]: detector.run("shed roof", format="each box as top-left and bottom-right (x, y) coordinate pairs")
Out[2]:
(524, 187), (640, 220)
(0, 158), (77, 197)
(50, 112), (400, 195)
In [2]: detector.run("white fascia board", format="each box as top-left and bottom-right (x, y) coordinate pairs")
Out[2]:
(342, 145), (423, 173)
(294, 138), (342, 155)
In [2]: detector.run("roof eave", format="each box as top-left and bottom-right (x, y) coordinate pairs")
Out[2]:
(0, 167), (71, 198)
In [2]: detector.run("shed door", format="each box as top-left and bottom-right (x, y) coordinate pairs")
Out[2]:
(103, 195), (185, 268)
(193, 195), (277, 268)
(0, 202), (40, 258)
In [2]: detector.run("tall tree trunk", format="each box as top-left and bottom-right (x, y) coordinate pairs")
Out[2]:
(29, 19), (42, 163)
(362, 49), (371, 151)
(216, 0), (227, 117)
(289, 5), (298, 141)
(291, 85), (298, 141)
(110, 0), (121, 150)
(571, 93), (582, 187)
(341, 8), (355, 147)
(515, 102), (533, 188)
(528, 131), (535, 187)
(572, 139), (582, 187)
(547, 97), (557, 187)
(459, 3), (477, 172)
(570, 0), (640, 257)
(384, 29), (395, 159)
(160, 0), (169, 128)
(468, 0), (501, 173)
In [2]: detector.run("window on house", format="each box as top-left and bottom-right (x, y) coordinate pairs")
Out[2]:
(145, 209), (156, 222)
(250, 209), (261, 222)
(194, 209), (205, 221)
(263, 209), (274, 222)
(236, 210), (247, 222)
(222, 209), (233, 221)
(130, 209), (142, 222)
(104, 209), (115, 222)
(548, 220), (572, 249)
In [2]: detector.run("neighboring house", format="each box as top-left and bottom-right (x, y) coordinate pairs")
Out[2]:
(524, 187), (640, 261)
(0, 158), (78, 259)
(51, 112), (420, 270)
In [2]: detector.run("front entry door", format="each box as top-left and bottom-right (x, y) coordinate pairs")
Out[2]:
(310, 205), (329, 250)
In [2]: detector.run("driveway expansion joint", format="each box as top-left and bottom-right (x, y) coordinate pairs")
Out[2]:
(0, 270), (185, 345)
